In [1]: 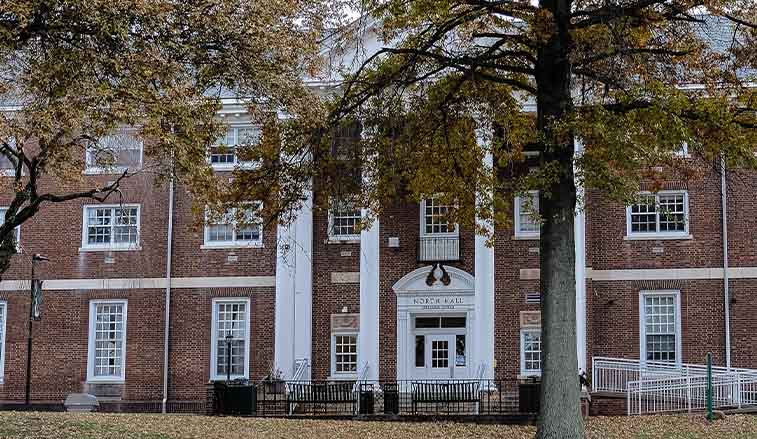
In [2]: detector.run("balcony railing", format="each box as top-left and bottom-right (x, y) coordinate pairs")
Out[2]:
(417, 236), (461, 262)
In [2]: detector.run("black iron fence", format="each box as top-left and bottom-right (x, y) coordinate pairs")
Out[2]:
(208, 379), (540, 419)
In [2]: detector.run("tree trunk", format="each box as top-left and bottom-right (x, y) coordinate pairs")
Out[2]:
(535, 0), (584, 438)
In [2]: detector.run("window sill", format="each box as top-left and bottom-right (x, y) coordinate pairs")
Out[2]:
(86, 378), (125, 384)
(517, 373), (542, 380)
(210, 376), (248, 382)
(201, 243), (264, 250)
(624, 234), (693, 241)
(513, 234), (540, 241)
(328, 375), (358, 381)
(79, 246), (142, 252)
(326, 238), (361, 245)
(82, 167), (135, 176)
(210, 163), (258, 172)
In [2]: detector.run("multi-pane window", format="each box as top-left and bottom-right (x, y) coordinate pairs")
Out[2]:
(515, 191), (540, 238)
(210, 126), (260, 168)
(87, 300), (127, 381)
(0, 208), (21, 249)
(521, 330), (542, 376)
(642, 294), (679, 363)
(204, 204), (263, 247)
(211, 299), (249, 380)
(329, 200), (362, 240)
(0, 301), (6, 383)
(86, 130), (143, 172)
(628, 192), (688, 237)
(0, 138), (15, 174)
(422, 198), (456, 235)
(82, 205), (140, 250)
(333, 334), (358, 374)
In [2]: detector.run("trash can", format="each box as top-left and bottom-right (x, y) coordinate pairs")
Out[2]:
(382, 383), (400, 415)
(359, 384), (375, 415)
(518, 379), (541, 413)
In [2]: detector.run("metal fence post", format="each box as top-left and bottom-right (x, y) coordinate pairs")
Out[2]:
(706, 352), (714, 421)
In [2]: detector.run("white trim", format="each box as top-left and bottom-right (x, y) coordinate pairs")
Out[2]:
(84, 129), (144, 175)
(419, 198), (459, 237)
(624, 234), (693, 241)
(87, 299), (128, 383)
(626, 191), (689, 239)
(327, 199), (362, 242)
(81, 204), (141, 251)
(0, 207), (22, 252)
(330, 332), (359, 378)
(0, 301), (6, 384)
(203, 203), (264, 249)
(209, 125), (261, 171)
(514, 191), (540, 239)
(210, 297), (251, 381)
(0, 276), (276, 291)
(639, 290), (682, 367)
(520, 328), (542, 377)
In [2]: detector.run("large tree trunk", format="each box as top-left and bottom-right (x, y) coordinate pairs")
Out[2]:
(535, 0), (584, 438)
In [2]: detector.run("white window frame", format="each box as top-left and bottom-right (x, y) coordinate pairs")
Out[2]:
(0, 301), (6, 384)
(0, 207), (22, 252)
(80, 204), (141, 251)
(330, 332), (359, 379)
(625, 191), (690, 240)
(520, 328), (542, 377)
(327, 199), (362, 242)
(639, 290), (682, 366)
(514, 191), (540, 239)
(86, 299), (128, 383)
(209, 125), (260, 171)
(202, 203), (264, 249)
(675, 142), (690, 158)
(84, 129), (144, 175)
(419, 198), (459, 237)
(210, 298), (251, 381)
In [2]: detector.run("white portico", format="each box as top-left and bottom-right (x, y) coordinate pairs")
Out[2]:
(394, 265), (480, 381)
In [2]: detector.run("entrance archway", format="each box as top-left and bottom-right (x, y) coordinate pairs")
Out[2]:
(393, 265), (476, 381)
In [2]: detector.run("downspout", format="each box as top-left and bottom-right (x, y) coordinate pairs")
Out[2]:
(162, 176), (175, 413)
(720, 154), (731, 370)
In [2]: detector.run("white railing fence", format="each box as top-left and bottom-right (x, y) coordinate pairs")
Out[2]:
(627, 372), (757, 415)
(592, 356), (757, 394)
(288, 358), (310, 415)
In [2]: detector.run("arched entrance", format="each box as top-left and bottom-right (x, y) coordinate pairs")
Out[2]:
(393, 265), (476, 381)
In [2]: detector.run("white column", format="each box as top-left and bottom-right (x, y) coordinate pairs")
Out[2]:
(574, 139), (587, 374)
(274, 192), (313, 379)
(396, 310), (409, 381)
(473, 148), (495, 379)
(359, 211), (380, 381)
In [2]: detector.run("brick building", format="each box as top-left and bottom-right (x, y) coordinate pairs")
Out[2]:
(0, 26), (755, 414)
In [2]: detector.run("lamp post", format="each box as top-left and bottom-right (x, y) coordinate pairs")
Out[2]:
(225, 335), (234, 382)
(25, 253), (49, 408)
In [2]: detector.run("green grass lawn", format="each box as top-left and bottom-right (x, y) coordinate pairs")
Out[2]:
(1, 412), (757, 439)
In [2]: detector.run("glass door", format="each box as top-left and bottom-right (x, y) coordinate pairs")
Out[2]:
(426, 334), (454, 379)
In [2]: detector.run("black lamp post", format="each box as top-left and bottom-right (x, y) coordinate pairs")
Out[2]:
(25, 253), (48, 408)
(225, 334), (234, 382)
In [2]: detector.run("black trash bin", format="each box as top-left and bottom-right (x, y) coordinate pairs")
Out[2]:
(359, 384), (375, 415)
(518, 379), (541, 413)
(382, 383), (400, 415)
(221, 380), (256, 416)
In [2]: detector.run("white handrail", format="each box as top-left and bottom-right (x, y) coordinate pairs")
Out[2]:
(592, 356), (757, 394)
(627, 371), (757, 415)
(288, 358), (310, 415)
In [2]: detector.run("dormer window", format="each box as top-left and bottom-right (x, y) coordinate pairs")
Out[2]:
(210, 126), (260, 170)
(85, 129), (143, 174)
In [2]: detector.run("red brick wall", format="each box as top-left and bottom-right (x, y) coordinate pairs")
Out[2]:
(168, 287), (274, 401)
(377, 201), (475, 380)
(310, 206), (360, 380)
(590, 279), (727, 366)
